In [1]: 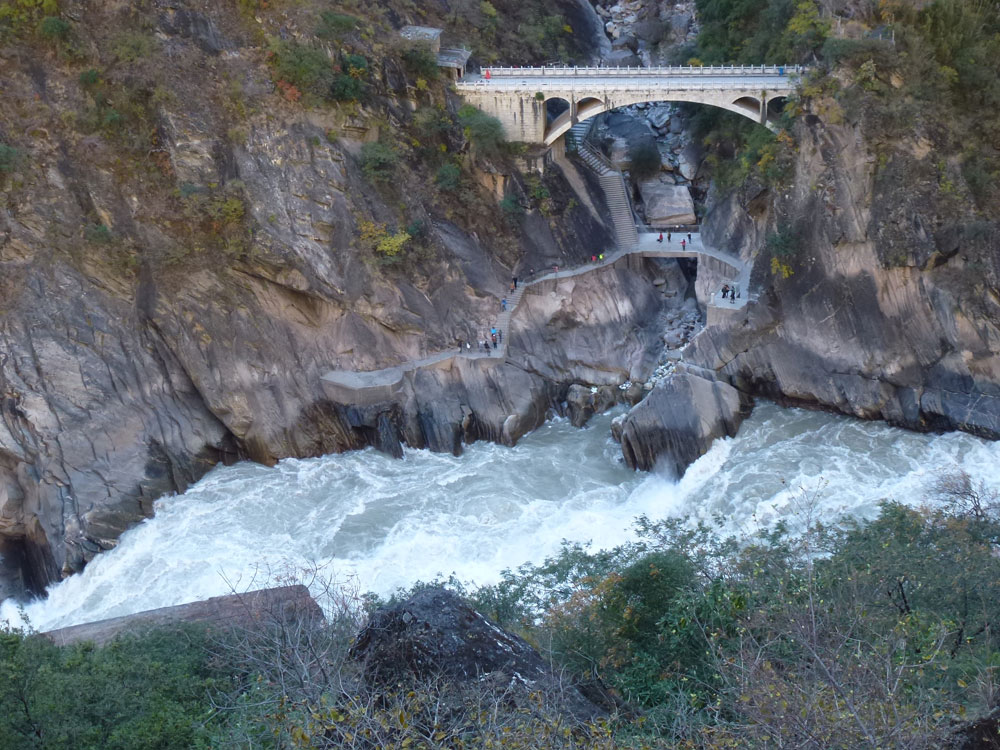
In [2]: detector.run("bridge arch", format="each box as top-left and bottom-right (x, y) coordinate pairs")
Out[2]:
(542, 91), (786, 145)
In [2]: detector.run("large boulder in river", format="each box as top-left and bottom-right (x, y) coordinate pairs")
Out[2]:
(639, 179), (696, 226)
(350, 587), (607, 721)
(620, 370), (752, 475)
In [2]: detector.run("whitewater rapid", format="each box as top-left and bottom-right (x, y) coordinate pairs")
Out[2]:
(3, 402), (997, 631)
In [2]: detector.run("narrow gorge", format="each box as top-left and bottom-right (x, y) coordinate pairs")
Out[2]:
(1, 0), (999, 626)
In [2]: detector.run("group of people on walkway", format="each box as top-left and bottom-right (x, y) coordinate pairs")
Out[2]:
(458, 327), (503, 353)
(720, 284), (740, 303)
(657, 231), (694, 244)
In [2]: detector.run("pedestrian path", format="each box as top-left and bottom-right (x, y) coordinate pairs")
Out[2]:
(320, 231), (749, 400)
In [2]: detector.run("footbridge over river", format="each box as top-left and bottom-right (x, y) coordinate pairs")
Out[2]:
(455, 65), (803, 144)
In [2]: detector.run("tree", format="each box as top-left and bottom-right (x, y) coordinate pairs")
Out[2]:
(435, 163), (462, 192)
(359, 143), (398, 184)
(628, 140), (661, 180)
(457, 105), (505, 157)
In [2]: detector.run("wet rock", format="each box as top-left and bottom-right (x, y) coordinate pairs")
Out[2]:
(566, 384), (596, 427)
(620, 371), (752, 475)
(610, 414), (626, 442)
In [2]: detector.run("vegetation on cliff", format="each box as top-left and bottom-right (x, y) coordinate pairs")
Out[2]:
(691, 0), (1000, 261)
(0, 0), (590, 283)
(3, 482), (997, 748)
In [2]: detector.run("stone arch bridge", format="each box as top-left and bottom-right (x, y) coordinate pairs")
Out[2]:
(455, 65), (802, 144)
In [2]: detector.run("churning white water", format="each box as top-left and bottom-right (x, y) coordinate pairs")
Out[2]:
(3, 402), (998, 632)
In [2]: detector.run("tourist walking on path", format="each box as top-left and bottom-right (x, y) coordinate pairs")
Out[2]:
(657, 232), (663, 243)
(667, 232), (671, 242)
(498, 329), (502, 344)
(501, 298), (507, 311)
(681, 239), (686, 250)
(512, 275), (518, 290)
(722, 284), (730, 300)
(491, 334), (497, 349)
(688, 232), (692, 242)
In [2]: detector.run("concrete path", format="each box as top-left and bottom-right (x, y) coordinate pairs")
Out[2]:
(320, 232), (749, 396)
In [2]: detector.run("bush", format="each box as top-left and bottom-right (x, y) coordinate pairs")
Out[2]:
(628, 140), (661, 180)
(457, 105), (505, 157)
(330, 72), (363, 101)
(84, 223), (113, 244)
(0, 142), (18, 173)
(269, 40), (332, 98)
(401, 44), (439, 81)
(434, 163), (461, 192)
(499, 194), (523, 222)
(0, 626), (217, 749)
(110, 30), (157, 62)
(0, 0), (59, 35)
(315, 10), (358, 40)
(78, 67), (101, 89)
(359, 142), (398, 184)
(38, 14), (67, 39)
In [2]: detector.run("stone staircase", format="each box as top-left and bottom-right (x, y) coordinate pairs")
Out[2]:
(570, 122), (639, 250)
(494, 281), (525, 354)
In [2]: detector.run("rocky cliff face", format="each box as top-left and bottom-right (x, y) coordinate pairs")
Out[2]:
(621, 111), (1000, 471)
(0, 0), (628, 596)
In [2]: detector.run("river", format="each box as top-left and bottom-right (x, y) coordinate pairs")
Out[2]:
(2, 402), (996, 632)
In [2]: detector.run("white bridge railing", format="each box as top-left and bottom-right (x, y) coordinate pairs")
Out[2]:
(479, 64), (805, 78)
(456, 79), (799, 92)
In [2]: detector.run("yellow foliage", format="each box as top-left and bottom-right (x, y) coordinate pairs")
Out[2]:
(771, 256), (794, 278)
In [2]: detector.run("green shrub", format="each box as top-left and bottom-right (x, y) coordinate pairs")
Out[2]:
(0, 0), (59, 35)
(434, 162), (461, 191)
(329, 73), (361, 101)
(330, 73), (363, 101)
(499, 194), (523, 221)
(359, 142), (398, 184)
(316, 10), (358, 40)
(110, 30), (157, 62)
(401, 44), (439, 80)
(84, 223), (113, 244)
(269, 40), (332, 97)
(38, 14), (67, 38)
(457, 105), (505, 157)
(0, 142), (18, 173)
(628, 140), (661, 180)
(78, 67), (101, 89)
(0, 626), (217, 749)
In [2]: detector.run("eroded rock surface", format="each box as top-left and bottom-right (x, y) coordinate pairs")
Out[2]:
(621, 369), (751, 474)
(351, 587), (607, 721)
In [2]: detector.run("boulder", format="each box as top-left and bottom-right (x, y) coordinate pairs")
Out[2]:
(350, 587), (607, 720)
(632, 19), (664, 44)
(620, 371), (752, 475)
(565, 384), (596, 427)
(678, 142), (700, 181)
(646, 105), (672, 130)
(638, 180), (696, 226)
(605, 49), (642, 67)
(670, 12), (693, 36)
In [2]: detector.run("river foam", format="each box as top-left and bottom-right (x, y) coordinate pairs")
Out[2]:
(3, 402), (997, 632)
